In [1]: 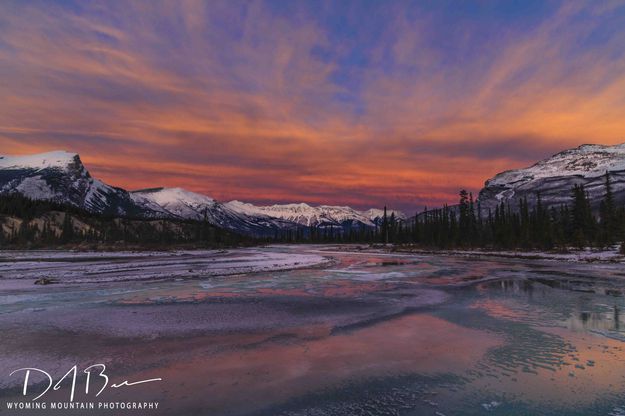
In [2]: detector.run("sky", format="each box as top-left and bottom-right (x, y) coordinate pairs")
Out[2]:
(1, 0), (625, 212)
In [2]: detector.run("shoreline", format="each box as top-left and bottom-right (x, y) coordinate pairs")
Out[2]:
(391, 245), (625, 264)
(1, 242), (624, 268)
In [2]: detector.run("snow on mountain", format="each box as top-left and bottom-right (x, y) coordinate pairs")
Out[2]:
(478, 143), (625, 212)
(0, 151), (143, 216)
(224, 201), (377, 228)
(0, 150), (79, 170)
(363, 208), (407, 225)
(0, 150), (404, 235)
(130, 188), (297, 236)
(130, 187), (216, 220)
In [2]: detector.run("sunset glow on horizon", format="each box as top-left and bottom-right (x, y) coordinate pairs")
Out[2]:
(2, 1), (625, 211)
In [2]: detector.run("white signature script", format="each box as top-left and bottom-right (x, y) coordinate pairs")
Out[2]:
(10, 364), (162, 402)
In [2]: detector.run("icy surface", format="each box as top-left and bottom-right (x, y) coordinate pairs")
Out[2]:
(404, 246), (625, 264)
(0, 248), (331, 283)
(3, 246), (625, 414)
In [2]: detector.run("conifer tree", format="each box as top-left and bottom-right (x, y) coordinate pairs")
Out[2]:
(599, 172), (616, 246)
(382, 206), (388, 244)
(60, 213), (74, 243)
(571, 184), (596, 248)
(458, 190), (470, 246)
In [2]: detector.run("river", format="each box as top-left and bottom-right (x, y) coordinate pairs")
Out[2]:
(1, 245), (625, 415)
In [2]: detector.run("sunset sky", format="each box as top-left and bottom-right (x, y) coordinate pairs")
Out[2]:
(2, 1), (625, 211)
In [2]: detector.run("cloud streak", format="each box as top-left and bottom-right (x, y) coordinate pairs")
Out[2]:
(1, 0), (625, 211)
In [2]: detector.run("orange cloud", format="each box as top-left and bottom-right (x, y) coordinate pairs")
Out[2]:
(1, 1), (625, 211)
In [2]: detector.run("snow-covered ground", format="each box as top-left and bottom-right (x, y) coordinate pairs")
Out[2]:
(0, 248), (332, 283)
(395, 245), (625, 263)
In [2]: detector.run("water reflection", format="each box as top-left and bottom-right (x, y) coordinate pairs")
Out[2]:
(473, 276), (625, 338)
(3, 247), (625, 415)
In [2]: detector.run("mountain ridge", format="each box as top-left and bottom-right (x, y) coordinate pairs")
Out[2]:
(478, 142), (625, 213)
(6, 142), (622, 234)
(0, 151), (402, 235)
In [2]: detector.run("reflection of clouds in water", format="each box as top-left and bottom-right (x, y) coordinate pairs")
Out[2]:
(327, 270), (407, 281)
(130, 314), (500, 415)
(4, 247), (625, 414)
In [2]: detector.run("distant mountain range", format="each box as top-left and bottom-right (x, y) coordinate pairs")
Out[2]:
(0, 151), (404, 236)
(1, 143), (624, 236)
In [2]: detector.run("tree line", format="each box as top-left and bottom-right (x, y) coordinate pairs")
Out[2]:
(273, 173), (625, 252)
(402, 173), (625, 250)
(3, 173), (624, 251)
(0, 193), (245, 247)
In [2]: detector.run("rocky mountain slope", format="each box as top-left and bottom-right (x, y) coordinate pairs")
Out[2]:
(478, 144), (625, 213)
(130, 188), (297, 236)
(0, 151), (401, 236)
(363, 208), (408, 225)
(0, 151), (145, 217)
(224, 201), (378, 228)
(4, 144), (622, 235)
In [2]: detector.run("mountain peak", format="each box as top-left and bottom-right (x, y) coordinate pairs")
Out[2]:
(0, 150), (403, 234)
(487, 142), (625, 188)
(363, 208), (407, 221)
(131, 187), (215, 207)
(479, 142), (625, 212)
(575, 143), (625, 152)
(0, 150), (80, 171)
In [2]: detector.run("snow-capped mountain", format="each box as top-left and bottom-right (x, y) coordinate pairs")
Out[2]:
(0, 151), (292, 235)
(0, 151), (144, 216)
(130, 187), (296, 236)
(224, 201), (386, 228)
(130, 187), (218, 220)
(0, 150), (405, 236)
(363, 208), (407, 225)
(478, 143), (625, 212)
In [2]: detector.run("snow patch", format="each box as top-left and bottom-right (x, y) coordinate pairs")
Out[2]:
(487, 143), (625, 187)
(224, 200), (380, 227)
(15, 176), (60, 200)
(363, 208), (407, 221)
(0, 151), (78, 170)
(130, 187), (216, 220)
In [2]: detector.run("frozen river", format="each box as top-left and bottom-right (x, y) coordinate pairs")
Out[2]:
(2, 245), (625, 415)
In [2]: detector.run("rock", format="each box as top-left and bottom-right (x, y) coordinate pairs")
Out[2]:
(478, 143), (625, 214)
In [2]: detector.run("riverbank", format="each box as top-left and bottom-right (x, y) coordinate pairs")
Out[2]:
(0, 247), (333, 284)
(391, 244), (625, 264)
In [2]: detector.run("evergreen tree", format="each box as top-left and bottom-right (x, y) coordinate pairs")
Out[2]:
(599, 172), (616, 246)
(60, 213), (74, 243)
(382, 206), (389, 244)
(571, 184), (596, 248)
(458, 190), (470, 246)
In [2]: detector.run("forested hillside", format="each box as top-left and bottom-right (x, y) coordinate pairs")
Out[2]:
(0, 194), (247, 248)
